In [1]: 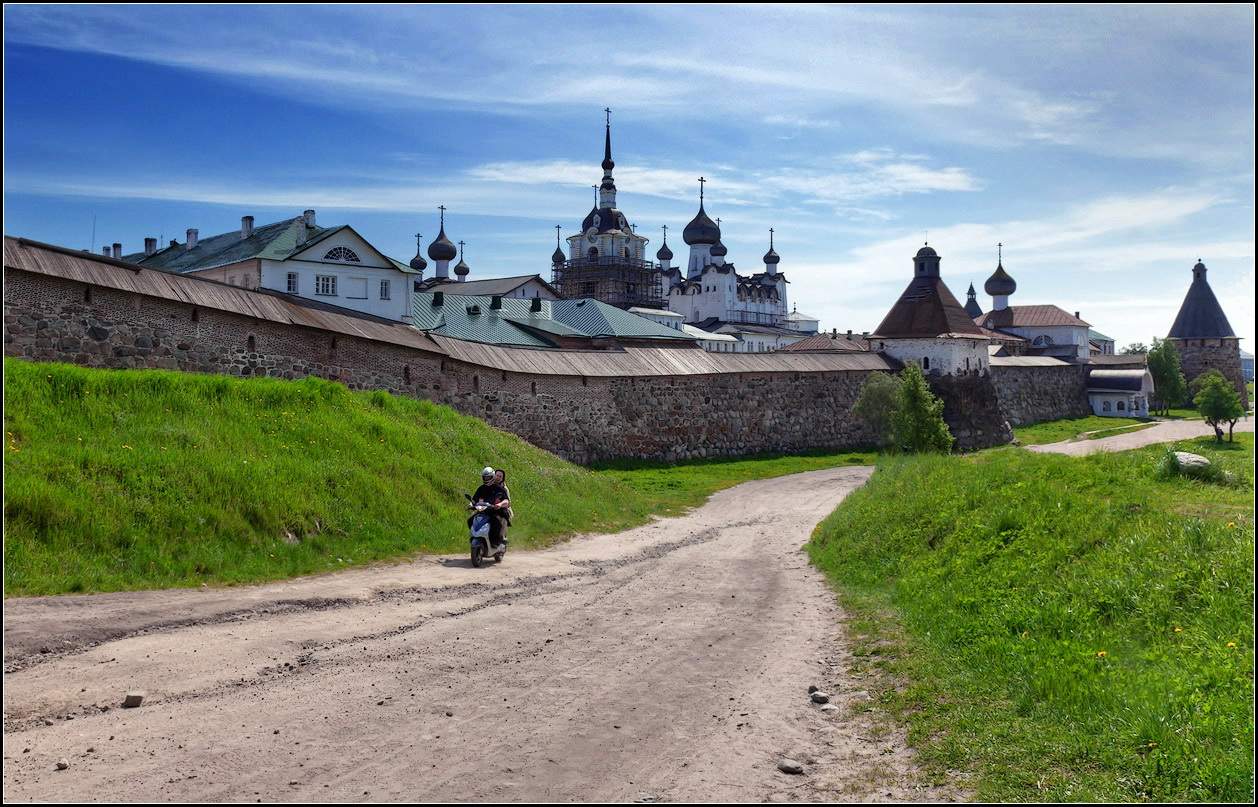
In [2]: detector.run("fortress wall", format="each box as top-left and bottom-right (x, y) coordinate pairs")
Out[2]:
(989, 363), (1091, 426)
(1171, 338), (1248, 407)
(4, 267), (883, 463)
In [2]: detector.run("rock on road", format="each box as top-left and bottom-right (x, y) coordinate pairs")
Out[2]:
(2, 467), (958, 803)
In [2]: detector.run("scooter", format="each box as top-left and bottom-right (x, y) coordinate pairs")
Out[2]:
(464, 494), (506, 568)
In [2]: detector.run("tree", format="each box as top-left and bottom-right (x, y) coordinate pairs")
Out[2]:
(1121, 342), (1149, 355)
(1193, 372), (1244, 443)
(891, 362), (954, 453)
(1146, 338), (1186, 415)
(852, 372), (900, 445)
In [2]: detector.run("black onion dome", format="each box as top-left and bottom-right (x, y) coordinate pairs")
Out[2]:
(656, 241), (674, 261)
(428, 227), (457, 262)
(984, 262), (1017, 296)
(763, 246), (780, 265)
(710, 239), (728, 257)
(409, 252), (428, 272)
(916, 245), (938, 258)
(581, 207), (628, 234)
(682, 204), (720, 245)
(453, 259), (469, 277)
(552, 246), (566, 265)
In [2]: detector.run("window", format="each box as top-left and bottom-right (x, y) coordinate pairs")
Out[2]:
(315, 275), (337, 296)
(1033, 334), (1055, 346)
(287, 273), (299, 293)
(323, 246), (361, 263)
(1102, 400), (1111, 412)
(1117, 401), (1126, 411)
(228, 276), (237, 286)
(379, 279), (391, 300)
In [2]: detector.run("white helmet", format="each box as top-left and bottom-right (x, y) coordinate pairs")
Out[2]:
(480, 466), (495, 480)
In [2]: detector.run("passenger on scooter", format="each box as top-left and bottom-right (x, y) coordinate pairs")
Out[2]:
(467, 466), (510, 548)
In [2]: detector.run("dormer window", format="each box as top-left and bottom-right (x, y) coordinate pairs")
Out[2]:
(323, 246), (361, 263)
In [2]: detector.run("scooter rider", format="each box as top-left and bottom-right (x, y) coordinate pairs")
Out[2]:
(467, 466), (510, 548)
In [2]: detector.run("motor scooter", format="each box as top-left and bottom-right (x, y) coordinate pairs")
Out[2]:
(464, 494), (506, 567)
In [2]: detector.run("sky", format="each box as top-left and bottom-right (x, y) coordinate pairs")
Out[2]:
(4, 4), (1254, 350)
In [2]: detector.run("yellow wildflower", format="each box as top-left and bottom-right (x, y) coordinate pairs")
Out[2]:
(1174, 628), (1182, 633)
(1228, 642), (1237, 648)
(1096, 651), (1107, 658)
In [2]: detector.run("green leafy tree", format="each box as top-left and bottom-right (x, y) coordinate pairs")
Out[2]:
(1146, 338), (1186, 415)
(892, 362), (954, 453)
(1193, 372), (1244, 443)
(851, 372), (900, 445)
(1120, 342), (1149, 355)
(1189, 368), (1228, 401)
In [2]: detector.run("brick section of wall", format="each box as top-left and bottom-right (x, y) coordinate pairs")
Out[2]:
(990, 363), (1091, 426)
(1172, 338), (1248, 407)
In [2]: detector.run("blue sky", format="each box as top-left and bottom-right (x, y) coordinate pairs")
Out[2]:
(4, 4), (1254, 349)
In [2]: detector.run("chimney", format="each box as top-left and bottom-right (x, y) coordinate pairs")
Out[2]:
(242, 216), (254, 239)
(303, 209), (316, 227)
(490, 296), (502, 310)
(1075, 311), (1080, 320)
(101, 246), (111, 257)
(113, 242), (122, 260)
(847, 329), (852, 340)
(170, 239), (178, 247)
(186, 229), (198, 250)
(431, 291), (444, 307)
(530, 297), (542, 312)
(144, 238), (157, 256)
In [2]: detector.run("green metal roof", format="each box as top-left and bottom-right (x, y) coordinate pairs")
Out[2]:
(411, 293), (695, 347)
(124, 216), (417, 275)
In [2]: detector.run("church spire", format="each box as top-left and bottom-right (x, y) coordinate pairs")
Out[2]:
(599, 108), (617, 209)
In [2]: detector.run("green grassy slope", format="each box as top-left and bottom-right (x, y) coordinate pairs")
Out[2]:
(3, 360), (650, 595)
(808, 440), (1254, 801)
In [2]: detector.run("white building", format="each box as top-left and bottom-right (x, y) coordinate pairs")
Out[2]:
(123, 210), (417, 323)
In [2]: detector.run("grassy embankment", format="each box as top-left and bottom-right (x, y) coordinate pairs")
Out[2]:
(808, 437), (1254, 802)
(3, 360), (870, 596)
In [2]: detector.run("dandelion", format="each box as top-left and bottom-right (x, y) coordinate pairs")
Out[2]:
(1228, 642), (1237, 648)
(1148, 742), (1158, 748)
(1096, 651), (1107, 658)
(1021, 632), (1028, 638)
(122, 445), (132, 450)
(1174, 628), (1182, 633)
(1227, 522), (1236, 527)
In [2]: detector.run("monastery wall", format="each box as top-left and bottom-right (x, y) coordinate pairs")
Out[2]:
(4, 267), (884, 463)
(989, 362), (1091, 426)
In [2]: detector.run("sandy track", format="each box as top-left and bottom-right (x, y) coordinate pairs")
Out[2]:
(3, 466), (958, 803)
(1025, 417), (1253, 456)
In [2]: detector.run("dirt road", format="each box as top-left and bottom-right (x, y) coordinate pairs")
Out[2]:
(3, 466), (957, 803)
(1026, 416), (1254, 456)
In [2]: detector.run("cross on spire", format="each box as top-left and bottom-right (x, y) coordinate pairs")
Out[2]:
(998, 242), (1003, 263)
(769, 227), (774, 247)
(698, 176), (706, 203)
(605, 107), (611, 125)
(555, 224), (562, 247)
(438, 205), (446, 229)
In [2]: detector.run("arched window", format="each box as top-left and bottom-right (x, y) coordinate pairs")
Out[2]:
(323, 246), (361, 263)
(588, 247), (599, 259)
(1117, 400), (1126, 411)
(1032, 334), (1054, 347)
(1102, 400), (1111, 412)
(922, 356), (930, 370)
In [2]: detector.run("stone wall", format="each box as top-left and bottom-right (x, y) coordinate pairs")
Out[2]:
(4, 267), (883, 464)
(927, 372), (1015, 450)
(990, 363), (1091, 426)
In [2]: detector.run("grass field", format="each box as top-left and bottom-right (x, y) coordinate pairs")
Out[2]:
(808, 437), (1254, 802)
(3, 360), (869, 595)
(1013, 414), (1150, 445)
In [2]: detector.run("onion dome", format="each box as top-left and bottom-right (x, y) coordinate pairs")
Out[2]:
(710, 239), (728, 257)
(428, 226), (457, 262)
(984, 261), (1016, 297)
(454, 259), (469, 278)
(552, 245), (566, 265)
(410, 233), (428, 272)
(656, 240), (673, 261)
(683, 203), (720, 246)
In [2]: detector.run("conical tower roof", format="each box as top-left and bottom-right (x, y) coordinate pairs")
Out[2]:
(1167, 261), (1236, 338)
(875, 245), (985, 338)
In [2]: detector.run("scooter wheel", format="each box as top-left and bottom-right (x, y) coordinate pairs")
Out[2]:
(471, 545), (484, 568)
